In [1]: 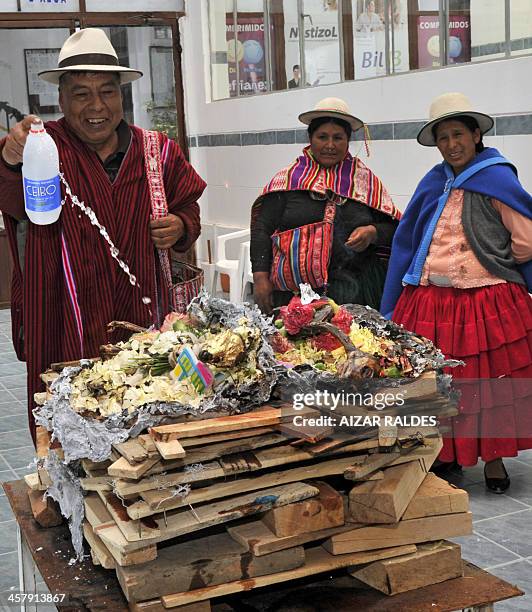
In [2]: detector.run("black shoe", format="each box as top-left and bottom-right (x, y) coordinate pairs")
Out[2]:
(484, 461), (510, 494)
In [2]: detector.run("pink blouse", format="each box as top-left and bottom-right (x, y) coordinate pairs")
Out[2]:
(420, 189), (532, 288)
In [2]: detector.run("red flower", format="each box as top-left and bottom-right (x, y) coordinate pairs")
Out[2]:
(312, 333), (342, 351)
(279, 297), (315, 335)
(331, 307), (354, 334)
(278, 296), (332, 336)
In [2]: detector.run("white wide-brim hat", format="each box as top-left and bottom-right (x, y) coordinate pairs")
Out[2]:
(299, 97), (364, 132)
(38, 28), (143, 85)
(417, 92), (493, 146)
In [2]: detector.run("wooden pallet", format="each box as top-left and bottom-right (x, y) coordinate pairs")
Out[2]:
(159, 545), (420, 608)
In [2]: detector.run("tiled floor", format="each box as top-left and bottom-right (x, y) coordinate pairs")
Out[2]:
(0, 307), (530, 610)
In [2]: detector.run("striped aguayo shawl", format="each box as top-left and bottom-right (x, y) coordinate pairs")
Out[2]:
(257, 146), (402, 221)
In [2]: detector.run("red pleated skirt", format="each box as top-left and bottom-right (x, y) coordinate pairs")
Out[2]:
(393, 282), (532, 466)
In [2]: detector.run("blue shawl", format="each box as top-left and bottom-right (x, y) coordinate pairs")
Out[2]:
(380, 147), (532, 318)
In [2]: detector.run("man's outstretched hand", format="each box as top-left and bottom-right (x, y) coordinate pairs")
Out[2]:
(1, 115), (41, 166)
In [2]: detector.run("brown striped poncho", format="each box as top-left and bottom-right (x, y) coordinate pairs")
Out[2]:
(0, 118), (206, 442)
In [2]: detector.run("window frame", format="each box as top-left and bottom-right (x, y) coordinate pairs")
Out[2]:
(0, 7), (188, 155)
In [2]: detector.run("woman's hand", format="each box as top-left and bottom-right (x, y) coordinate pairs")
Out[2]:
(345, 225), (378, 252)
(253, 271), (274, 314)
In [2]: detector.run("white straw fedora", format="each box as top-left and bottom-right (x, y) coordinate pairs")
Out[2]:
(38, 28), (143, 85)
(298, 97), (364, 132)
(417, 92), (493, 146)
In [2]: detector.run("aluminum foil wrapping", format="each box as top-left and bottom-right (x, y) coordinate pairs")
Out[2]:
(272, 303), (462, 404)
(33, 296), (280, 460)
(44, 452), (85, 561)
(34, 374), (201, 463)
(34, 367), (129, 464)
(186, 293), (280, 412)
(342, 304), (463, 372)
(299, 284), (321, 305)
(188, 292), (276, 337)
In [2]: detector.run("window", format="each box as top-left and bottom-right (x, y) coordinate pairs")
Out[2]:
(510, 0), (532, 57)
(85, 0), (183, 9)
(353, 0), (387, 78)
(301, 0), (342, 86)
(209, 0), (270, 99)
(0, 28), (70, 138)
(0, 0), (18, 10)
(18, 0), (80, 11)
(150, 46), (175, 107)
(209, 0), (233, 99)
(269, 0), (300, 91)
(208, 0), (270, 99)
(234, 0), (269, 96)
(207, 0), (530, 101)
(446, 0), (472, 66)
(385, 1), (411, 75)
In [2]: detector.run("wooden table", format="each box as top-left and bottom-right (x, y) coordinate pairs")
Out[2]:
(3, 479), (524, 612)
(4, 479), (128, 611)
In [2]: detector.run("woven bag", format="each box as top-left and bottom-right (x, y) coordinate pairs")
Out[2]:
(143, 129), (203, 313)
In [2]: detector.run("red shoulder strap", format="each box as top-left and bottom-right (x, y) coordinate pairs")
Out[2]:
(142, 129), (175, 310)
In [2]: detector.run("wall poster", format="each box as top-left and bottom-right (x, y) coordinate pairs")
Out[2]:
(284, 0), (341, 88)
(417, 14), (471, 67)
(24, 48), (61, 115)
(353, 0), (410, 79)
(226, 13), (268, 97)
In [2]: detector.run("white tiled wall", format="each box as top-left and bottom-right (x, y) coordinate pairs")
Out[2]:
(181, 1), (532, 228)
(191, 133), (532, 229)
(498, 136), (532, 193)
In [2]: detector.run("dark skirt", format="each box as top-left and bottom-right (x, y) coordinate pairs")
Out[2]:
(393, 282), (532, 466)
(273, 252), (388, 310)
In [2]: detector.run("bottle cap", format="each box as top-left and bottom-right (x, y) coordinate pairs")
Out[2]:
(30, 120), (45, 134)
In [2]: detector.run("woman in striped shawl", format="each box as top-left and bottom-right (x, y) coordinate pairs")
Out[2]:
(250, 97), (401, 313)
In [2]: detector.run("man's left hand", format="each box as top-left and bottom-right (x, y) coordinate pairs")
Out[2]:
(150, 214), (185, 249)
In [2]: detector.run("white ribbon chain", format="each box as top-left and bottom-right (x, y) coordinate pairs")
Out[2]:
(59, 173), (138, 288)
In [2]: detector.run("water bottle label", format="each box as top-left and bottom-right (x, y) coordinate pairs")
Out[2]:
(23, 176), (61, 212)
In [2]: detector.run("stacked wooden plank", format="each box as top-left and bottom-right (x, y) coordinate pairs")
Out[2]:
(28, 367), (473, 610)
(146, 471), (470, 609)
(27, 420), (472, 610)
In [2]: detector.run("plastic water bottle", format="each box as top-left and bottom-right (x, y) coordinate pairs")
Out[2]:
(22, 120), (61, 225)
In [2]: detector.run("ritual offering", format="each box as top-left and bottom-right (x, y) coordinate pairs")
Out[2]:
(269, 289), (457, 380)
(27, 292), (473, 610)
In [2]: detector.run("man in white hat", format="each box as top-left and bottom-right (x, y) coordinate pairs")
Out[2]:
(0, 29), (206, 444)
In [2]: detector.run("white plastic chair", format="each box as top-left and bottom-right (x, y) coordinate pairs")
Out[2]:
(211, 228), (250, 303)
(238, 241), (254, 302)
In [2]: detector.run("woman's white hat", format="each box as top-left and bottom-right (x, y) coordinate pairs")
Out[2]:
(38, 28), (143, 85)
(298, 97), (364, 132)
(417, 92), (494, 146)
